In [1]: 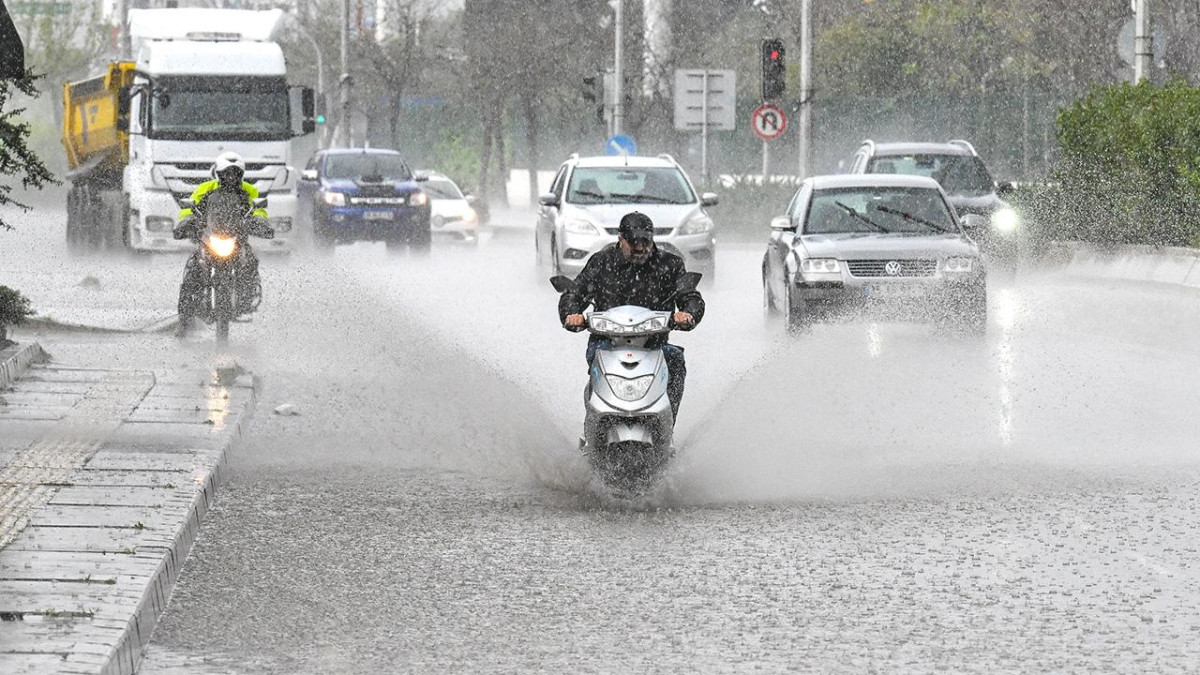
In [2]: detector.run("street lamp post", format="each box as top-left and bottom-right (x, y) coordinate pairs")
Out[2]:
(339, 0), (352, 147)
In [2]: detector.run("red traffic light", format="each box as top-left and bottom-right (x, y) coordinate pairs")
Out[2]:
(770, 50), (779, 60)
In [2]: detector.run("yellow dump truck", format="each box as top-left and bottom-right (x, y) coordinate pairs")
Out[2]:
(61, 61), (136, 249)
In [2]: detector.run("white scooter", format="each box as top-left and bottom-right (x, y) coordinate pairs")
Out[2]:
(551, 272), (701, 496)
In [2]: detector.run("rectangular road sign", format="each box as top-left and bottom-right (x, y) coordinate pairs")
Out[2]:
(673, 69), (736, 131)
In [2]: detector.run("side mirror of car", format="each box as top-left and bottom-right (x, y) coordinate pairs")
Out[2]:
(996, 181), (1017, 198)
(700, 192), (719, 207)
(538, 192), (560, 207)
(960, 213), (986, 230)
(301, 169), (318, 181)
(770, 215), (794, 231)
(549, 275), (577, 293)
(413, 171), (430, 182)
(464, 194), (477, 205)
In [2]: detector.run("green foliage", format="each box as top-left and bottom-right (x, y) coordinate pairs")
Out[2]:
(1050, 79), (1200, 245)
(0, 70), (57, 231)
(712, 176), (798, 241)
(0, 285), (35, 341)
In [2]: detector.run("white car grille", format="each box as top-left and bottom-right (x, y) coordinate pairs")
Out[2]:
(847, 259), (937, 278)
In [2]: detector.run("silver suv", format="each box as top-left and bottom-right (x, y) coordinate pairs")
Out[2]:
(535, 154), (718, 279)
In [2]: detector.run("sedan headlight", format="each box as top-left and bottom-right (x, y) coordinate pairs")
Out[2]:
(943, 257), (976, 273)
(800, 258), (841, 274)
(679, 215), (713, 235)
(992, 208), (1019, 233)
(322, 190), (346, 206)
(564, 218), (601, 235)
(410, 191), (428, 207)
(605, 374), (655, 401)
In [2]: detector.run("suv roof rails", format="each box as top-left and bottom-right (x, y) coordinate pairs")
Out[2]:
(948, 139), (977, 155)
(657, 153), (677, 164)
(858, 139), (876, 153)
(567, 152), (580, 162)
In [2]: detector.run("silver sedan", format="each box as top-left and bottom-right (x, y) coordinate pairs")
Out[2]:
(762, 174), (987, 333)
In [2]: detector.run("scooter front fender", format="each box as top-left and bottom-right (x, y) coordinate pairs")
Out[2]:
(606, 422), (654, 446)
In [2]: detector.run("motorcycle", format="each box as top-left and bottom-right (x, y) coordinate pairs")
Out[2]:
(550, 271), (701, 497)
(175, 192), (273, 341)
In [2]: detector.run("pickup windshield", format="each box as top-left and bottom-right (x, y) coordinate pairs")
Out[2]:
(148, 76), (291, 142)
(323, 154), (413, 181)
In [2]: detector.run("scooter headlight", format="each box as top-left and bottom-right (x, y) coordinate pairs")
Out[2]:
(605, 374), (655, 401)
(206, 234), (237, 258)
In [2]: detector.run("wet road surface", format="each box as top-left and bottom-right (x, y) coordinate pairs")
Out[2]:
(4, 207), (1199, 673)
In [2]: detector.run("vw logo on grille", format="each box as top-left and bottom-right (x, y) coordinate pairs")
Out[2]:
(884, 260), (902, 276)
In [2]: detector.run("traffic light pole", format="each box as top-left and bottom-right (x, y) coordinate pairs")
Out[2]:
(797, 0), (812, 179)
(613, 0), (624, 137)
(339, 0), (352, 148)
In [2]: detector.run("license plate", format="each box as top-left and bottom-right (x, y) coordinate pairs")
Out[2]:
(862, 284), (921, 298)
(363, 210), (394, 221)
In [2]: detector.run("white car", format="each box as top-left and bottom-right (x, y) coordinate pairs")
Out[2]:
(535, 154), (718, 279)
(424, 172), (480, 243)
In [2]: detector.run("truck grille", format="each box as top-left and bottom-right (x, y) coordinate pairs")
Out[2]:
(847, 259), (937, 278)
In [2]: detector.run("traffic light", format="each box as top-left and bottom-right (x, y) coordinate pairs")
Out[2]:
(761, 38), (785, 101)
(315, 93), (327, 125)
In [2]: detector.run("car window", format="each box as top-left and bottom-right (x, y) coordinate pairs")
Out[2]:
(804, 187), (958, 235)
(550, 166), (568, 198)
(787, 183), (811, 223)
(323, 154), (412, 181)
(422, 178), (463, 200)
(566, 167), (696, 205)
(866, 154), (994, 195)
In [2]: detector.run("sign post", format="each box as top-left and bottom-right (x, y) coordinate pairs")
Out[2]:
(674, 69), (735, 186)
(752, 103), (787, 176)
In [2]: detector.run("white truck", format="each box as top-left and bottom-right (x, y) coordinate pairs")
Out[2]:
(62, 8), (315, 252)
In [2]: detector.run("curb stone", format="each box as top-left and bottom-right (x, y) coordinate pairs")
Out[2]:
(1049, 241), (1200, 290)
(0, 341), (49, 390)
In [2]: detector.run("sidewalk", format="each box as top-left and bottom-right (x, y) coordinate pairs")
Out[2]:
(0, 342), (257, 674)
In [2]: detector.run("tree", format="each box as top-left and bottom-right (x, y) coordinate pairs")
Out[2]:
(0, 70), (56, 231)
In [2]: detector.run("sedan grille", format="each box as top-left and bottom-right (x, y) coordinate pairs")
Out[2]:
(847, 259), (937, 278)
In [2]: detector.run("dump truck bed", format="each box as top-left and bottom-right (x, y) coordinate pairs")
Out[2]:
(61, 61), (135, 184)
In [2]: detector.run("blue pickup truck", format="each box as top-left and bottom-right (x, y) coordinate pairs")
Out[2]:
(297, 148), (432, 253)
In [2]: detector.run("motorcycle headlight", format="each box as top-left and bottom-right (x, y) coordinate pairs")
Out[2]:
(605, 374), (655, 401)
(322, 190), (346, 206)
(992, 208), (1019, 233)
(943, 257), (975, 273)
(410, 191), (428, 207)
(206, 234), (237, 258)
(679, 215), (713, 235)
(800, 258), (841, 274)
(564, 218), (601, 235)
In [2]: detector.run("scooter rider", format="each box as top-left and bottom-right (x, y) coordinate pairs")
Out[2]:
(560, 211), (705, 421)
(173, 152), (273, 334)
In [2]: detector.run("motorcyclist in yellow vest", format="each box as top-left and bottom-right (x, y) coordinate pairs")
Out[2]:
(172, 152), (274, 335)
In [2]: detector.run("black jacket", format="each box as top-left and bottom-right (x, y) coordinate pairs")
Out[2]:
(558, 244), (705, 344)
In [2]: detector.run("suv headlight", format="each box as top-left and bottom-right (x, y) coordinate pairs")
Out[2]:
(992, 207), (1019, 233)
(322, 190), (346, 206)
(800, 258), (841, 274)
(943, 257), (976, 273)
(679, 215), (713, 235)
(564, 218), (601, 235)
(605, 374), (655, 401)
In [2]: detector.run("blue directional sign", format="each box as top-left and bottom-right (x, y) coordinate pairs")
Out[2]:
(605, 134), (637, 157)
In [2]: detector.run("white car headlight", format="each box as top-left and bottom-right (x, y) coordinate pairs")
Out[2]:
(800, 258), (841, 274)
(606, 374), (655, 401)
(564, 218), (601, 235)
(943, 257), (976, 273)
(992, 208), (1019, 233)
(679, 215), (713, 235)
(322, 190), (346, 206)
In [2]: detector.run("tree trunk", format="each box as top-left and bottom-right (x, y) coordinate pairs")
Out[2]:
(523, 92), (540, 207)
(478, 102), (495, 205)
(494, 104), (507, 207)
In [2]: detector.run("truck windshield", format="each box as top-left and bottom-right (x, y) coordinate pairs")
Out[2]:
(148, 76), (290, 142)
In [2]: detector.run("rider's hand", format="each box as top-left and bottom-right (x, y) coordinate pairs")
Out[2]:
(564, 314), (586, 331)
(673, 311), (694, 329)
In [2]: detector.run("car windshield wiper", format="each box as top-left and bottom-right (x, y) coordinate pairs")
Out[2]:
(875, 205), (951, 233)
(610, 192), (676, 204)
(834, 201), (890, 233)
(572, 190), (608, 201)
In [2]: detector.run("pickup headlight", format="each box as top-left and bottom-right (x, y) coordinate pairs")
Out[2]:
(605, 374), (655, 401)
(679, 215), (713, 235)
(943, 257), (976, 273)
(322, 190), (346, 206)
(992, 208), (1019, 233)
(410, 191), (428, 207)
(800, 258), (841, 274)
(564, 218), (601, 235)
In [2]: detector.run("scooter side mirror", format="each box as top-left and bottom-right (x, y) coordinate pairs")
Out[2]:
(549, 275), (577, 293)
(676, 272), (702, 293)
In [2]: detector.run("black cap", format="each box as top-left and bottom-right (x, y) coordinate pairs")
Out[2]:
(618, 212), (654, 242)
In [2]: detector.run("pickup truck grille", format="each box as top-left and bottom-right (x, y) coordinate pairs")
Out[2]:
(847, 259), (937, 278)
